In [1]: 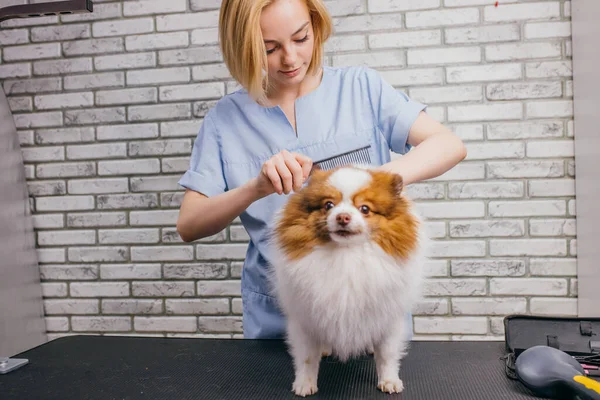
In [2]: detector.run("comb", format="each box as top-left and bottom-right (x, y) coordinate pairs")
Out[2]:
(311, 145), (372, 173)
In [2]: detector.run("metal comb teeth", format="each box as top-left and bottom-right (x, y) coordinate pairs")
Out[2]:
(312, 145), (372, 172)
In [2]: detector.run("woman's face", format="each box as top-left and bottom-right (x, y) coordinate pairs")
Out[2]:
(260, 0), (315, 93)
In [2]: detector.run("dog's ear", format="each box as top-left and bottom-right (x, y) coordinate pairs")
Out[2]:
(390, 173), (404, 196)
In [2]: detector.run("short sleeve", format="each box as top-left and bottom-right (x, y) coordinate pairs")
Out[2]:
(364, 67), (427, 154)
(178, 112), (228, 197)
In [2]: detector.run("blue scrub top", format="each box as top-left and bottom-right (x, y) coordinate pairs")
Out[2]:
(178, 65), (427, 339)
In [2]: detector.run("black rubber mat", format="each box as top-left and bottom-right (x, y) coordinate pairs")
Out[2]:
(0, 335), (545, 399)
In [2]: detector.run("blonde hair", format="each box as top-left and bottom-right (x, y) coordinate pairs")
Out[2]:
(219, 0), (332, 104)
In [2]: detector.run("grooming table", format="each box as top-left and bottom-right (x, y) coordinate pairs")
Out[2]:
(0, 335), (546, 399)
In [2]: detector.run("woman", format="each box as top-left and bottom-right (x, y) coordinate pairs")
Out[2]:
(176, 0), (467, 339)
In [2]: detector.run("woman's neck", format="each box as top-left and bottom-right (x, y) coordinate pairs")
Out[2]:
(266, 67), (323, 106)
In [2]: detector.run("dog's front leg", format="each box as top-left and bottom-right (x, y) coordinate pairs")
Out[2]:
(287, 320), (322, 397)
(374, 320), (409, 394)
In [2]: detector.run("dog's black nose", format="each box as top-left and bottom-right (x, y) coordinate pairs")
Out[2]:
(336, 213), (351, 226)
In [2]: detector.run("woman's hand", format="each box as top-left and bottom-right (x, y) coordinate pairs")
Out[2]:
(253, 150), (313, 197)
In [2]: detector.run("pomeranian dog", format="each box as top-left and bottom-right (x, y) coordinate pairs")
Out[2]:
(268, 165), (427, 397)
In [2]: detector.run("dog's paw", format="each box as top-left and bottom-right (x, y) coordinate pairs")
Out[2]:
(377, 377), (404, 394)
(292, 378), (318, 397)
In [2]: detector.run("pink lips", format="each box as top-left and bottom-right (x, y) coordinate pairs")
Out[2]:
(280, 67), (301, 77)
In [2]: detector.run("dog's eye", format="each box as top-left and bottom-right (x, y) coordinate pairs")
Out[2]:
(324, 201), (334, 211)
(359, 205), (370, 215)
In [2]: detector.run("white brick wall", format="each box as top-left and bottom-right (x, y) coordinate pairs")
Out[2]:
(1, 0), (575, 340)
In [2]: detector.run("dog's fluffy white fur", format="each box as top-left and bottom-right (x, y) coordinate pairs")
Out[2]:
(268, 166), (427, 396)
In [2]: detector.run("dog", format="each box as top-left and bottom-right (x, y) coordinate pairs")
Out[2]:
(268, 165), (427, 397)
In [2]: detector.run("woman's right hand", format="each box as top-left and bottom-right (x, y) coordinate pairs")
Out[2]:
(253, 150), (313, 197)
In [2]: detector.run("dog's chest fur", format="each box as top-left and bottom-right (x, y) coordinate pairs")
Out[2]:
(273, 240), (424, 360)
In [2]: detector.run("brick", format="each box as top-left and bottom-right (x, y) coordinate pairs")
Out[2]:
(527, 100), (573, 118)
(4, 43), (61, 61)
(38, 231), (96, 246)
(525, 21), (571, 39)
(131, 246), (194, 261)
(529, 179), (575, 198)
(129, 103), (191, 122)
(44, 299), (99, 315)
(487, 121), (563, 140)
(229, 226), (250, 242)
(99, 229), (160, 244)
(67, 212), (127, 228)
(42, 282), (68, 297)
(162, 157), (189, 173)
(192, 64), (231, 82)
(489, 239), (567, 256)
(70, 282), (129, 297)
(190, 0), (223, 11)
(406, 8), (479, 28)
(445, 24), (520, 44)
(67, 143), (127, 160)
(14, 112), (63, 129)
(92, 18), (154, 37)
(129, 210), (178, 226)
(409, 85), (482, 104)
(166, 299), (229, 315)
(46, 317), (69, 332)
(486, 42), (561, 61)
(368, 30), (441, 50)
(413, 298), (448, 316)
(39, 264), (98, 281)
(130, 175), (181, 192)
(34, 58), (93, 76)
(489, 200), (566, 217)
(0, 63), (31, 79)
(160, 192), (184, 208)
(526, 61), (572, 78)
(530, 218), (576, 237)
(445, 0), (518, 5)
(97, 193), (158, 209)
(159, 82), (225, 102)
(529, 258), (576, 276)
(132, 281), (195, 297)
(429, 240), (486, 257)
(332, 51), (405, 69)
(415, 201), (484, 219)
(32, 214), (64, 229)
(452, 298), (526, 315)
(95, 52), (156, 71)
(163, 263), (228, 279)
(98, 159), (160, 175)
(487, 82), (561, 100)
(490, 278), (567, 295)
(447, 63), (521, 83)
(368, 0), (439, 13)
(37, 196), (94, 212)
(98, 123), (159, 141)
(448, 124), (484, 141)
(100, 264), (162, 280)
(129, 139), (191, 156)
(408, 46), (480, 65)
(1, 15), (58, 28)
(37, 248), (66, 263)
(0, 28), (28, 45)
(102, 299), (163, 314)
(465, 142), (524, 160)
(448, 103), (523, 122)
(487, 160), (564, 178)
(28, 181), (66, 196)
(64, 72), (124, 90)
(414, 317), (488, 334)
(63, 38), (124, 56)
(96, 87), (157, 106)
(404, 183), (445, 200)
(127, 67), (190, 86)
(530, 298), (577, 316)
(156, 10), (218, 31)
(197, 280), (241, 296)
(65, 108), (126, 125)
(484, 2), (561, 22)
(134, 316), (196, 332)
(10, 97), (33, 112)
(35, 127), (95, 144)
(124, 0), (187, 16)
(126, 32), (189, 51)
(31, 24), (90, 42)
(198, 317), (243, 333)
(5, 77), (60, 94)
(36, 162), (96, 178)
(333, 14), (402, 33)
(68, 178), (129, 194)
(61, 3), (121, 23)
(22, 146), (65, 162)
(68, 247), (129, 263)
(449, 219), (524, 237)
(322, 34), (363, 53)
(379, 68), (444, 86)
(449, 181), (524, 199)
(72, 317), (131, 332)
(451, 259), (526, 277)
(430, 162), (485, 181)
